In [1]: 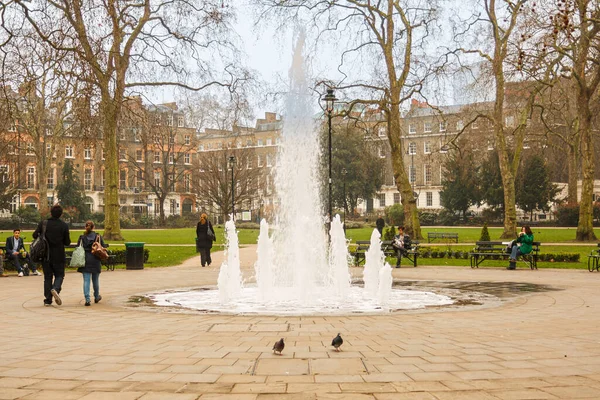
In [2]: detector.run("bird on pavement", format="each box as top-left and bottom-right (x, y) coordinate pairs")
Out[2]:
(332, 333), (343, 351)
(273, 338), (285, 355)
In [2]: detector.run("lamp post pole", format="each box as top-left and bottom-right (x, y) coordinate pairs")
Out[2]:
(229, 155), (235, 220)
(322, 89), (337, 225)
(341, 168), (347, 226)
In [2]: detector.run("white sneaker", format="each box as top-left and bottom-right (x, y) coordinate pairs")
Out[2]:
(18, 272), (24, 277)
(32, 271), (41, 276)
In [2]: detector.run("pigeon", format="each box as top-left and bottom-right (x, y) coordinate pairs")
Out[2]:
(272, 338), (285, 355)
(332, 333), (343, 351)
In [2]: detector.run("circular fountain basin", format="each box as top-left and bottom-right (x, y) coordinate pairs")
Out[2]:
(147, 285), (453, 316)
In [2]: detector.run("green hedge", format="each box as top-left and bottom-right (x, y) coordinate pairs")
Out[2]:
(417, 249), (580, 262)
(107, 248), (150, 264)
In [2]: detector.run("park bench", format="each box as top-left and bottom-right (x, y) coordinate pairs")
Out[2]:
(427, 232), (459, 243)
(588, 243), (600, 272)
(469, 241), (540, 270)
(351, 240), (419, 267)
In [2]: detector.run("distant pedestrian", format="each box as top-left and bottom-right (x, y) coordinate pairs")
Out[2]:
(196, 213), (216, 267)
(5, 228), (40, 276)
(76, 221), (106, 306)
(392, 226), (411, 268)
(376, 215), (385, 235)
(33, 204), (71, 306)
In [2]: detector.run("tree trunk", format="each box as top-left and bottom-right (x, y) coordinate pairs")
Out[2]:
(36, 147), (49, 216)
(576, 95), (597, 241)
(389, 108), (422, 239)
(102, 100), (124, 240)
(567, 143), (578, 204)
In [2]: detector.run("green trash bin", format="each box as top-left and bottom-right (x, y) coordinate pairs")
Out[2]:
(125, 242), (145, 270)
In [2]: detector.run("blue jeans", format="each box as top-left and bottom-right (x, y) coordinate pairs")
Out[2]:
(82, 272), (100, 302)
(510, 245), (523, 260)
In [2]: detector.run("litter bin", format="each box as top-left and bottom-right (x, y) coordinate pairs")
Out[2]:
(125, 242), (145, 270)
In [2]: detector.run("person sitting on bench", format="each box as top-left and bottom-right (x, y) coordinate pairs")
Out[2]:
(392, 226), (411, 268)
(507, 225), (534, 270)
(5, 228), (40, 276)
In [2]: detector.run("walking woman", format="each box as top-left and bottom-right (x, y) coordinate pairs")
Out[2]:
(77, 221), (107, 306)
(196, 213), (216, 267)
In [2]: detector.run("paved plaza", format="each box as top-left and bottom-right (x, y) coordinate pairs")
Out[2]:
(1, 246), (600, 399)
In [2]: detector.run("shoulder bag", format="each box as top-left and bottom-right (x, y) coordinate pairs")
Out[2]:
(91, 234), (109, 261)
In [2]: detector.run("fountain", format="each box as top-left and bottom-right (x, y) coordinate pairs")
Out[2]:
(149, 31), (453, 315)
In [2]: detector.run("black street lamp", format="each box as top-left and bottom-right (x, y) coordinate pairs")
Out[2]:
(406, 147), (416, 199)
(341, 168), (347, 226)
(322, 88), (337, 224)
(228, 155), (236, 220)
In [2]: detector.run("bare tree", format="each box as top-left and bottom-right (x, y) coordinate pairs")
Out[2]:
(257, 0), (442, 239)
(195, 147), (266, 222)
(0, 33), (85, 215)
(2, 0), (247, 239)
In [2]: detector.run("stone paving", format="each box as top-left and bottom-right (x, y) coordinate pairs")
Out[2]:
(1, 245), (600, 399)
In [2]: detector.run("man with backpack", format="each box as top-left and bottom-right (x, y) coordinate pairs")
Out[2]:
(33, 204), (71, 306)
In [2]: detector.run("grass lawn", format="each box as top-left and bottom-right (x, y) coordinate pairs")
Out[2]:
(3, 226), (598, 270)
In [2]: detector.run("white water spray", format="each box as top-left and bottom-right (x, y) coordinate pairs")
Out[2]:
(217, 217), (242, 304)
(363, 229), (385, 296)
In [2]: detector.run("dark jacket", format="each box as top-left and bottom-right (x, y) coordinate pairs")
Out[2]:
(376, 218), (385, 232)
(76, 232), (107, 274)
(196, 221), (215, 249)
(33, 217), (71, 265)
(5, 236), (25, 254)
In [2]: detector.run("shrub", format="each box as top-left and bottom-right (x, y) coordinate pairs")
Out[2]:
(385, 204), (404, 226)
(383, 226), (396, 241)
(419, 211), (438, 226)
(480, 222), (491, 241)
(556, 203), (579, 226)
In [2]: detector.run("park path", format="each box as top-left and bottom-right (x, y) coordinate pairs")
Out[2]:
(1, 246), (600, 399)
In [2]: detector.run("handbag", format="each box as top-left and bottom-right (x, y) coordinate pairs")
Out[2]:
(70, 242), (86, 267)
(91, 234), (109, 261)
(207, 224), (216, 241)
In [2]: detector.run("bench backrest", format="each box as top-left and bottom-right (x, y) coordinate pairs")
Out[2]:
(474, 241), (540, 250)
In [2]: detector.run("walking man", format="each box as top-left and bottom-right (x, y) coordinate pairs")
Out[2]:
(33, 204), (71, 306)
(375, 215), (385, 235)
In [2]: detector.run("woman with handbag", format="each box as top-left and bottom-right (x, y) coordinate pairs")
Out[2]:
(76, 221), (108, 306)
(196, 213), (216, 267)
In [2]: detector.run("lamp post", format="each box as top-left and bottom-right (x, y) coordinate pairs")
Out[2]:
(341, 168), (347, 226)
(407, 147), (416, 200)
(228, 155), (236, 220)
(322, 89), (337, 224)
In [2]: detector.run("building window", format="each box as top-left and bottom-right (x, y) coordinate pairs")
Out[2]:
(379, 193), (386, 207)
(154, 171), (160, 188)
(409, 124), (416, 134)
(266, 138), (272, 146)
(133, 129), (141, 142)
(487, 140), (494, 151)
(101, 169), (105, 188)
(27, 167), (35, 189)
(472, 120), (478, 129)
(426, 192), (433, 207)
(119, 130), (125, 140)
(169, 134), (175, 145)
(84, 169), (92, 190)
(393, 192), (400, 204)
(47, 168), (54, 189)
(154, 151), (160, 163)
(136, 150), (143, 162)
(178, 117), (184, 127)
(246, 139), (253, 147)
(439, 121), (447, 132)
(184, 174), (191, 192)
(169, 153), (174, 164)
(167, 115), (173, 126)
(184, 135), (190, 145)
(84, 148), (92, 159)
(102, 149), (105, 160)
(505, 115), (515, 127)
(409, 165), (416, 184)
(266, 154), (272, 167)
(184, 153), (190, 164)
(257, 139), (263, 146)
(424, 142), (431, 154)
(119, 149), (126, 161)
(65, 145), (74, 158)
(378, 126), (386, 137)
(26, 143), (35, 155)
(456, 120), (464, 131)
(408, 142), (417, 155)
(136, 170), (143, 189)
(119, 170), (127, 190)
(424, 122), (432, 133)
(8, 121), (16, 132)
(257, 154), (263, 167)
(424, 164), (432, 185)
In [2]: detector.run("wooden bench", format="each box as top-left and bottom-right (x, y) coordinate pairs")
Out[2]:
(351, 240), (419, 267)
(469, 241), (540, 270)
(427, 232), (459, 243)
(588, 243), (600, 272)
